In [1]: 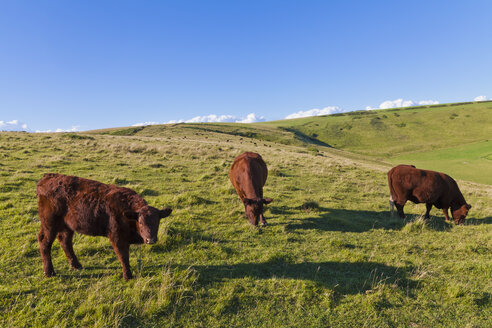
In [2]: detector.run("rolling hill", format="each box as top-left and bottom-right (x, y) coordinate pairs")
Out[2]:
(0, 102), (491, 327)
(91, 100), (492, 184)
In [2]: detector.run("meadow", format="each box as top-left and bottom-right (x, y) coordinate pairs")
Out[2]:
(0, 104), (491, 327)
(266, 101), (492, 184)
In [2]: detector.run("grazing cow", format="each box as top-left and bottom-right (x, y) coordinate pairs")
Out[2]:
(229, 152), (273, 226)
(387, 165), (471, 224)
(37, 173), (172, 280)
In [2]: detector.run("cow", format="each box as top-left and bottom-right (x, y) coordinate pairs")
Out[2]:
(36, 173), (172, 280)
(229, 152), (273, 226)
(387, 165), (471, 224)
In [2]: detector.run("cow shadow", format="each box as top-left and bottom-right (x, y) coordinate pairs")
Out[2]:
(185, 258), (416, 296)
(269, 205), (297, 216)
(465, 217), (492, 225)
(284, 206), (403, 232)
(57, 271), (115, 280)
(282, 206), (456, 232)
(150, 228), (227, 253)
(1, 289), (36, 300)
(420, 216), (453, 231)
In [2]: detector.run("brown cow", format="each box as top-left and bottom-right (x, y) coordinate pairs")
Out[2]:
(388, 165), (471, 224)
(37, 173), (172, 280)
(229, 152), (273, 226)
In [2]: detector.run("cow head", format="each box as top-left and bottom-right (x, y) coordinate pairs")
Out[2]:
(137, 206), (172, 244)
(452, 204), (471, 225)
(243, 198), (273, 226)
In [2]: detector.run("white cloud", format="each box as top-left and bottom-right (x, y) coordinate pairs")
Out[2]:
(285, 106), (343, 119)
(1, 119), (82, 133)
(236, 113), (264, 123)
(417, 99), (439, 105)
(35, 126), (80, 133)
(474, 95), (487, 101)
(379, 99), (415, 109)
(132, 121), (161, 127)
(286, 100), (440, 118)
(183, 113), (265, 123)
(0, 119), (29, 131)
(133, 113), (265, 126)
(186, 114), (237, 123)
(165, 119), (185, 124)
(366, 98), (440, 110)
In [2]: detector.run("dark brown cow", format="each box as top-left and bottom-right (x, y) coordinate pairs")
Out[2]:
(388, 165), (471, 224)
(229, 152), (273, 226)
(37, 173), (172, 280)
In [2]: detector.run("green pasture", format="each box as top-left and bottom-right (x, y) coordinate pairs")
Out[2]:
(0, 124), (491, 327)
(266, 101), (492, 157)
(390, 140), (492, 185)
(265, 101), (492, 184)
(91, 101), (492, 184)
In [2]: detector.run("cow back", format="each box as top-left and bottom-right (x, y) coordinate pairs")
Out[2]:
(229, 152), (268, 200)
(36, 173), (146, 237)
(388, 165), (466, 209)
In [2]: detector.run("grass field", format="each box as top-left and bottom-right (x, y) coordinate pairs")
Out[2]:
(89, 101), (492, 185)
(1, 118), (491, 327)
(267, 101), (492, 157)
(266, 101), (492, 184)
(390, 140), (492, 185)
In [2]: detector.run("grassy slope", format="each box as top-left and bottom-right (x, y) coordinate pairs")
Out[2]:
(91, 101), (492, 184)
(391, 140), (492, 185)
(266, 101), (492, 184)
(0, 128), (491, 327)
(266, 101), (492, 157)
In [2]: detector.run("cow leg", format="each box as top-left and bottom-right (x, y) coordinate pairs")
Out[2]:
(442, 208), (450, 221)
(389, 199), (395, 216)
(424, 203), (432, 219)
(57, 228), (82, 270)
(38, 226), (58, 277)
(260, 214), (267, 226)
(109, 236), (132, 280)
(248, 216), (258, 226)
(395, 203), (406, 219)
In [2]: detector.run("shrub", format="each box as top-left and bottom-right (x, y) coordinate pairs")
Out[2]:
(63, 133), (94, 140)
(300, 201), (320, 212)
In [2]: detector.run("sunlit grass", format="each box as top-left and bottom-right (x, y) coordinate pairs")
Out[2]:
(0, 126), (491, 327)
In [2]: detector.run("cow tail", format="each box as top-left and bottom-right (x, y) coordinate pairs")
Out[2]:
(387, 171), (396, 216)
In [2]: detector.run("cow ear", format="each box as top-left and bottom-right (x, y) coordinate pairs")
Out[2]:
(243, 198), (253, 205)
(263, 198), (273, 204)
(159, 207), (172, 218)
(466, 204), (472, 210)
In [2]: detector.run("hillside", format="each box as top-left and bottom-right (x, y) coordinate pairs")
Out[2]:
(89, 101), (492, 184)
(267, 101), (492, 185)
(0, 123), (491, 327)
(266, 101), (492, 156)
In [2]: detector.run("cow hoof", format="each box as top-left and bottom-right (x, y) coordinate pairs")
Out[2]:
(71, 263), (83, 270)
(260, 221), (268, 226)
(44, 271), (55, 278)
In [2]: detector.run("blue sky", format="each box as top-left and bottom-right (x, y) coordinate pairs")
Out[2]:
(0, 1), (491, 131)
